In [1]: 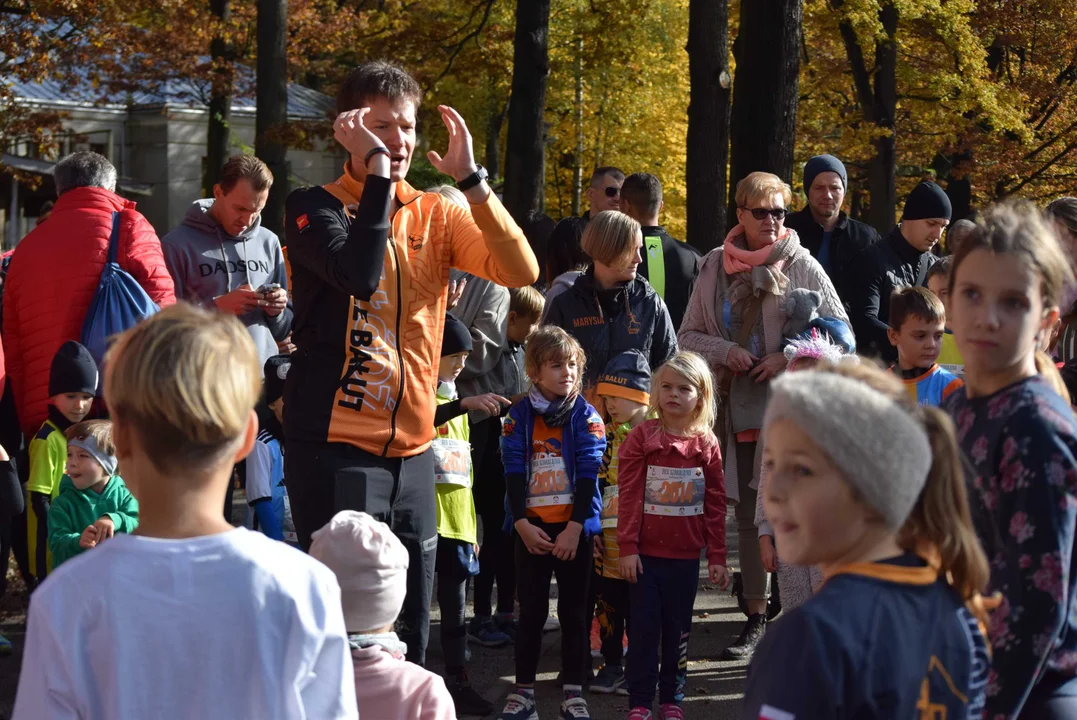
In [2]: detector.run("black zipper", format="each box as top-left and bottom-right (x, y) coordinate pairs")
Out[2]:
(382, 236), (406, 457)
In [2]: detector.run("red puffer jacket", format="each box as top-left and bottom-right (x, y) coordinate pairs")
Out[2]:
(2, 187), (176, 438)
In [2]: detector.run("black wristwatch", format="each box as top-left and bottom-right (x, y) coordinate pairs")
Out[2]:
(457, 165), (488, 192)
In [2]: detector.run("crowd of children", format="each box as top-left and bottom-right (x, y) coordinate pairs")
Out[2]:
(6, 189), (1077, 720)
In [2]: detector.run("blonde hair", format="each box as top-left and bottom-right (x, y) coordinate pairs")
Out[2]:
(66, 420), (115, 458)
(950, 200), (1074, 310)
(735, 171), (792, 210)
(509, 285), (544, 320)
(524, 326), (586, 396)
(649, 352), (717, 440)
(581, 210), (641, 266)
(815, 361), (989, 601)
(103, 303), (262, 473)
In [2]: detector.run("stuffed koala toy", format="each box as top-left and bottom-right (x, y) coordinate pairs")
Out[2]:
(783, 288), (822, 338)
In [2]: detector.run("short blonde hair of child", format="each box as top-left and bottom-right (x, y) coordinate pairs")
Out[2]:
(103, 303), (262, 473)
(509, 285), (545, 320)
(649, 352), (717, 439)
(735, 171), (792, 210)
(66, 420), (115, 458)
(524, 325), (586, 395)
(580, 210), (641, 266)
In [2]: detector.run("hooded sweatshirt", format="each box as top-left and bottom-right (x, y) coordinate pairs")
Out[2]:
(47, 475), (139, 568)
(162, 200), (293, 367)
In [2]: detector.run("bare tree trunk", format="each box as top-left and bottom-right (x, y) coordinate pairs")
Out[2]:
(256, 0), (289, 239)
(485, 97), (507, 183)
(727, 0), (802, 225)
(571, 33), (584, 217)
(686, 0), (731, 252)
(834, 0), (897, 233)
(204, 0), (234, 195)
(867, 2), (897, 233)
(503, 0), (551, 223)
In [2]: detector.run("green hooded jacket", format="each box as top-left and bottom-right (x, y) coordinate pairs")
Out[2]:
(47, 475), (139, 568)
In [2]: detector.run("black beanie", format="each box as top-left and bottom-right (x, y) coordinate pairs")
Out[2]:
(441, 314), (473, 357)
(903, 181), (952, 221)
(263, 354), (291, 405)
(596, 350), (651, 406)
(803, 154), (847, 193)
(49, 341), (98, 397)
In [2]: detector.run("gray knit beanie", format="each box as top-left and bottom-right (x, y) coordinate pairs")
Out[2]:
(763, 370), (931, 530)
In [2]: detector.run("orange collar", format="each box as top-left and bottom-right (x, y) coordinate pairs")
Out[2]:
(825, 548), (941, 585)
(335, 161), (422, 206)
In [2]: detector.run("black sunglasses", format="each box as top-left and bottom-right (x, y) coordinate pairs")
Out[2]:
(741, 207), (788, 221)
(603, 186), (620, 198)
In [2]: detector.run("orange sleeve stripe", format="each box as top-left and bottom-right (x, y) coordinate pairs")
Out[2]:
(942, 378), (964, 400)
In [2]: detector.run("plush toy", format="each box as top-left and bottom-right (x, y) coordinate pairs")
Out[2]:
(783, 288), (822, 338)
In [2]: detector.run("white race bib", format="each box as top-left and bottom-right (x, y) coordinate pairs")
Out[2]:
(644, 465), (704, 517)
(526, 453), (573, 508)
(601, 485), (619, 528)
(433, 438), (472, 487)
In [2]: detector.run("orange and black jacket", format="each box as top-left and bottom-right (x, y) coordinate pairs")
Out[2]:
(283, 166), (538, 458)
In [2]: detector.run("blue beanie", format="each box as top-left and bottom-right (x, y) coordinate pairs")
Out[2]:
(596, 350), (650, 406)
(903, 182), (952, 221)
(804, 155), (847, 193)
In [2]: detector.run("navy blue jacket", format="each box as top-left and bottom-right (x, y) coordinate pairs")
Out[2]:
(742, 554), (990, 719)
(500, 394), (605, 536)
(543, 269), (677, 396)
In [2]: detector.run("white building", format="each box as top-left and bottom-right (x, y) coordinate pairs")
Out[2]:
(1, 74), (346, 247)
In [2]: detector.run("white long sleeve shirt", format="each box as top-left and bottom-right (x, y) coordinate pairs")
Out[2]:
(13, 528), (357, 720)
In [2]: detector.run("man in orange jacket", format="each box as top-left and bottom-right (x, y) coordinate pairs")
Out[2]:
(284, 60), (538, 666)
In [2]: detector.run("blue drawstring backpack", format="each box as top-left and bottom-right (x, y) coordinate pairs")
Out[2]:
(80, 211), (161, 385)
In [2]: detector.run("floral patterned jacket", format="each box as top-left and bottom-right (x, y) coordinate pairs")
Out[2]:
(945, 376), (1077, 718)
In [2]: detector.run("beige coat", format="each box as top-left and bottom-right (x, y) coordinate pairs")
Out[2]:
(677, 230), (847, 502)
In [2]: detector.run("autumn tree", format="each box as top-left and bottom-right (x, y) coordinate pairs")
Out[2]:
(728, 0), (802, 223)
(503, 0), (552, 224)
(205, 0), (235, 194)
(257, 0), (289, 237)
(686, 0), (732, 251)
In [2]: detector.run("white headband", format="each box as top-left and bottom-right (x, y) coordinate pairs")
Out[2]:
(763, 370), (932, 530)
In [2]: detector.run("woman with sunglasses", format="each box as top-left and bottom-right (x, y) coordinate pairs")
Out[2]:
(678, 171), (847, 660)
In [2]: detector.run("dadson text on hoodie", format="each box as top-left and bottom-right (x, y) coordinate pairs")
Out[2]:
(162, 199), (293, 367)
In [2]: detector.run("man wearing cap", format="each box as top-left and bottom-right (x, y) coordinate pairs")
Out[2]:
(847, 181), (952, 362)
(784, 155), (880, 308)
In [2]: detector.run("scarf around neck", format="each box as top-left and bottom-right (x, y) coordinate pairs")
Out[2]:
(528, 386), (576, 428)
(722, 225), (801, 306)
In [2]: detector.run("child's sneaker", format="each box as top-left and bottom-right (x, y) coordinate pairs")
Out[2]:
(560, 695), (592, 719)
(589, 664), (625, 694)
(469, 615), (512, 647)
(497, 612), (519, 642)
(499, 692), (539, 720)
(0, 634), (11, 656)
(447, 671), (495, 717)
(657, 704), (684, 720)
(627, 708), (653, 720)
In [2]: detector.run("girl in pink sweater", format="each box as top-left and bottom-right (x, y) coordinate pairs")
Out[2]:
(617, 351), (730, 720)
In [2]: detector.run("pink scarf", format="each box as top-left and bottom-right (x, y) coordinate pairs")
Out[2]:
(722, 224), (791, 275)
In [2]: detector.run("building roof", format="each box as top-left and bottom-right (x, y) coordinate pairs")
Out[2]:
(4, 73), (333, 121)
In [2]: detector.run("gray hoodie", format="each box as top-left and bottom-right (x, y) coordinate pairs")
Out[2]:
(161, 199), (292, 368)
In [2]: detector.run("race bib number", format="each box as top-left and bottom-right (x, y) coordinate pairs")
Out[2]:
(433, 438), (472, 487)
(601, 485), (619, 528)
(644, 465), (704, 517)
(527, 452), (573, 508)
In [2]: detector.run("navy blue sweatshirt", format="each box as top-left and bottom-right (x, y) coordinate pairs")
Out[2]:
(742, 553), (989, 719)
(945, 376), (1077, 717)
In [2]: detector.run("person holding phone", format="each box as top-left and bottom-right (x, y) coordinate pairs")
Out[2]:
(162, 155), (293, 369)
